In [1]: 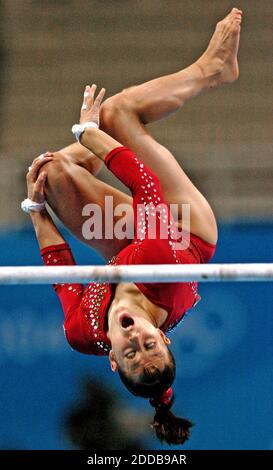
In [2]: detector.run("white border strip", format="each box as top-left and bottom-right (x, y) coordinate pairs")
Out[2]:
(0, 264), (272, 285)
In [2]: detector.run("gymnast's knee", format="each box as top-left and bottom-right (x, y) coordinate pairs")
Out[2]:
(101, 88), (135, 132)
(40, 152), (73, 191)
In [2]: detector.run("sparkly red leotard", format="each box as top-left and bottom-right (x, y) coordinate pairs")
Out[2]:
(41, 147), (216, 355)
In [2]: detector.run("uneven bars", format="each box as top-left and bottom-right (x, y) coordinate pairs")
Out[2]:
(0, 264), (272, 285)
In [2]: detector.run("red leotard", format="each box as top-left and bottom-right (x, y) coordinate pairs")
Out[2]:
(41, 147), (216, 355)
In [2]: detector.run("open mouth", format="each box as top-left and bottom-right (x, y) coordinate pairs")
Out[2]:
(120, 315), (134, 328)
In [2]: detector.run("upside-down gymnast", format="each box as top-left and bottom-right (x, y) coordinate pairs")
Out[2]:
(23, 9), (242, 445)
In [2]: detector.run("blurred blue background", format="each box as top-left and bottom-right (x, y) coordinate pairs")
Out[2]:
(0, 222), (272, 450)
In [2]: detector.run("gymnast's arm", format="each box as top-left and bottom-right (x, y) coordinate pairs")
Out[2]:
(30, 209), (65, 249)
(26, 154), (66, 249)
(75, 85), (122, 160)
(25, 154), (94, 353)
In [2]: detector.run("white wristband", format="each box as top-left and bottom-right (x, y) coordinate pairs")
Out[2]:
(21, 198), (46, 214)
(71, 121), (98, 142)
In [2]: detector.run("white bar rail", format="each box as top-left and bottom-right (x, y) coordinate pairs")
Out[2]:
(0, 264), (272, 285)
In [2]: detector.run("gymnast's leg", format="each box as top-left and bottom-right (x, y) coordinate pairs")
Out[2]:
(42, 144), (133, 261)
(101, 8), (242, 244)
(41, 8), (242, 256)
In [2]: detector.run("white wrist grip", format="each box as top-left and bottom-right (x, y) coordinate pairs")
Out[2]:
(71, 121), (98, 141)
(21, 198), (46, 214)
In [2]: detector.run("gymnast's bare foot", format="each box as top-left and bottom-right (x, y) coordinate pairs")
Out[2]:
(197, 8), (243, 87)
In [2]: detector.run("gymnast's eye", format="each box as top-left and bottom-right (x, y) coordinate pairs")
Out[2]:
(126, 350), (136, 359)
(145, 342), (156, 349)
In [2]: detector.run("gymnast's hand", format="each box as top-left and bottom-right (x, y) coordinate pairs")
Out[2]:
(26, 153), (53, 204)
(80, 84), (106, 127)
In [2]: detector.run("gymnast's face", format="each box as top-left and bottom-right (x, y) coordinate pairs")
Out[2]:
(108, 312), (171, 376)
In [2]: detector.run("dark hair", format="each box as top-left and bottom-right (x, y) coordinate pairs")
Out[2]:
(117, 348), (193, 445)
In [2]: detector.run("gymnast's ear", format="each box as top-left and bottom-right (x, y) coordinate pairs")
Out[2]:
(109, 350), (118, 372)
(159, 330), (171, 345)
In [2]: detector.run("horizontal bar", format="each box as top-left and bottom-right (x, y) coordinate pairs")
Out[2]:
(0, 264), (272, 285)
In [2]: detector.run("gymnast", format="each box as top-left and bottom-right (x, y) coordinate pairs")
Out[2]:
(23, 8), (242, 445)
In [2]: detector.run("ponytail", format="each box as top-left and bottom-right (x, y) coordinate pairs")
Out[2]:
(149, 388), (193, 445)
(117, 348), (192, 444)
